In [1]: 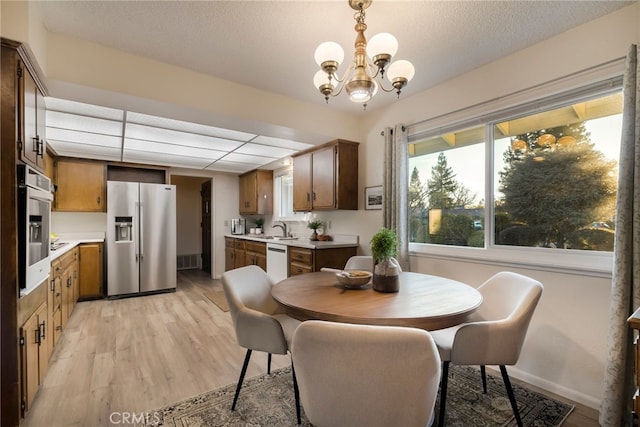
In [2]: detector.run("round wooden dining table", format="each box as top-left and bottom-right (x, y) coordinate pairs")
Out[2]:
(272, 271), (483, 330)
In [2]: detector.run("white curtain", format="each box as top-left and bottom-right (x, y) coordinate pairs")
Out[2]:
(600, 44), (640, 427)
(383, 124), (409, 271)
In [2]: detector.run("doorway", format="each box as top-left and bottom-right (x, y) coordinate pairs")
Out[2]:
(201, 180), (212, 274)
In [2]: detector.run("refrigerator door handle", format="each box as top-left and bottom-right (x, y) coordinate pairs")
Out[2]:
(139, 201), (144, 262)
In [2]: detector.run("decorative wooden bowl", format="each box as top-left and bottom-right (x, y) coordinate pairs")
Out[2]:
(336, 270), (372, 288)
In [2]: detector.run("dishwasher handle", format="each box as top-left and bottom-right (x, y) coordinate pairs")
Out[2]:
(268, 247), (286, 253)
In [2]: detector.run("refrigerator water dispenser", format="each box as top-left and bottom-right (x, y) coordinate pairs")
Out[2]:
(114, 216), (133, 241)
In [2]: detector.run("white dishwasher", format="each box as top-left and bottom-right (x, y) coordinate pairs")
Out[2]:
(266, 243), (288, 284)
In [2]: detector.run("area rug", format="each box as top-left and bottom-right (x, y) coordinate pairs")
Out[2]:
(204, 289), (229, 312)
(147, 365), (573, 427)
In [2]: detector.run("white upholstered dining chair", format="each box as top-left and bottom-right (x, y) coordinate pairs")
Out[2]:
(292, 320), (441, 427)
(430, 271), (543, 427)
(221, 265), (301, 424)
(326, 255), (402, 273)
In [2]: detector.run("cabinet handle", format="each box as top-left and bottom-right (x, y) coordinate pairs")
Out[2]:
(40, 321), (46, 340)
(55, 326), (62, 331)
(32, 137), (39, 153)
(37, 137), (44, 158)
(313, 192), (316, 201)
(307, 193), (310, 202)
(51, 280), (55, 291)
(97, 196), (101, 205)
(34, 328), (41, 345)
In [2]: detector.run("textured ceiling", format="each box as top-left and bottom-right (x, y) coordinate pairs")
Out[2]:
(36, 0), (634, 114)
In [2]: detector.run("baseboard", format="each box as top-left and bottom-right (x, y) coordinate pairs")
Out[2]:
(503, 365), (601, 410)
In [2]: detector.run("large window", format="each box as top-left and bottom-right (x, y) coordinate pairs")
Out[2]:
(408, 87), (623, 261)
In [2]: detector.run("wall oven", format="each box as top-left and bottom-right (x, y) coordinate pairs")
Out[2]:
(18, 164), (53, 295)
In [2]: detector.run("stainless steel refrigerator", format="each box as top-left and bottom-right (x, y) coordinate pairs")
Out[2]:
(107, 181), (176, 297)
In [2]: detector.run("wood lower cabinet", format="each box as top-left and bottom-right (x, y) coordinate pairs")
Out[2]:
(288, 246), (357, 277)
(20, 302), (48, 415)
(54, 158), (106, 212)
(225, 237), (248, 270)
(244, 241), (267, 270)
(292, 139), (359, 211)
(225, 237), (357, 277)
(52, 248), (79, 333)
(79, 243), (104, 300)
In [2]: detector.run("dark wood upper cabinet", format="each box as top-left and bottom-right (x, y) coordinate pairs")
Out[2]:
(239, 170), (273, 215)
(19, 60), (47, 173)
(292, 139), (359, 211)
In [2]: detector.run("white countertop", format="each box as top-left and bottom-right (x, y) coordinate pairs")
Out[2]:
(50, 232), (105, 261)
(226, 234), (359, 249)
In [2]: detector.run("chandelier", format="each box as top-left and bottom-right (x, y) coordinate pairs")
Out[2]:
(313, 0), (415, 108)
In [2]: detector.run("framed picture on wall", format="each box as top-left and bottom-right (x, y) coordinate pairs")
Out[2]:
(365, 185), (383, 210)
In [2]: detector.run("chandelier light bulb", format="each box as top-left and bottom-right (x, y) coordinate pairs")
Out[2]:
(314, 41), (345, 68)
(387, 59), (415, 82)
(366, 32), (398, 60)
(313, 70), (330, 89)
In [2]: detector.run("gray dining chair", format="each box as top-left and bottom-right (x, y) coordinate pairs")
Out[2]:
(292, 320), (441, 427)
(221, 265), (301, 424)
(430, 271), (543, 427)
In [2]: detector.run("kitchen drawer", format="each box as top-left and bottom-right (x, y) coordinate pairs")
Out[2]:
(290, 263), (312, 276)
(56, 247), (78, 272)
(289, 247), (312, 265)
(52, 307), (62, 346)
(245, 241), (266, 255)
(234, 239), (245, 250)
(225, 237), (235, 248)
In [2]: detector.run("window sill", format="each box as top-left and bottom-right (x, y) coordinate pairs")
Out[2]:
(409, 242), (613, 278)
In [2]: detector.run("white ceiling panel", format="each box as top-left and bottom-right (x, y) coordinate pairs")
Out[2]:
(124, 123), (245, 151)
(252, 135), (314, 151)
(222, 152), (276, 165)
(126, 111), (257, 142)
(48, 139), (122, 161)
(45, 97), (124, 120)
(123, 138), (226, 160)
(205, 160), (257, 174)
(46, 127), (122, 148)
(123, 149), (213, 169)
(47, 110), (123, 136)
(235, 143), (297, 159)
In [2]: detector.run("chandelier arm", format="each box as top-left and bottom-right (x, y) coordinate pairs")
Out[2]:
(329, 62), (355, 84)
(373, 74), (395, 93)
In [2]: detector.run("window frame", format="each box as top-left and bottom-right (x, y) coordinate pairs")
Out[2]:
(273, 166), (305, 221)
(407, 75), (624, 277)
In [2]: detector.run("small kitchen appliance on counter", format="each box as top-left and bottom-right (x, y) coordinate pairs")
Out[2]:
(230, 218), (245, 235)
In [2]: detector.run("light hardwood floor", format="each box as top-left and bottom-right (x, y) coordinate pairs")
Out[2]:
(24, 269), (599, 426)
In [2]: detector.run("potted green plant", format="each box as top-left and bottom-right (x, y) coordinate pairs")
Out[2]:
(370, 227), (400, 292)
(307, 219), (324, 241)
(254, 217), (265, 234)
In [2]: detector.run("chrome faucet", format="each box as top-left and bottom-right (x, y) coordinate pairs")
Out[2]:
(272, 221), (287, 237)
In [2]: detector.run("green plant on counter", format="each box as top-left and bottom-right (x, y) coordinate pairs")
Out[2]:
(307, 219), (323, 230)
(254, 217), (265, 228)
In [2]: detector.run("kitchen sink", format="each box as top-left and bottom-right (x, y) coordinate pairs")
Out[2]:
(250, 235), (298, 241)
